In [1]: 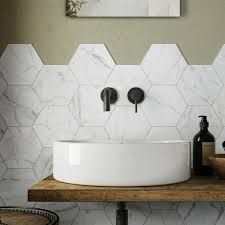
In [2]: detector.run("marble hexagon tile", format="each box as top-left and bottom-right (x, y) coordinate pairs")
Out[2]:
(142, 86), (187, 127)
(33, 106), (79, 147)
(0, 169), (38, 207)
(0, 86), (44, 126)
(216, 128), (225, 153)
(69, 44), (115, 85)
(0, 44), (43, 85)
(141, 44), (187, 85)
(146, 127), (182, 141)
(73, 210), (111, 225)
(35, 202), (79, 225)
(69, 86), (112, 126)
(75, 127), (109, 140)
(213, 44), (225, 84)
(0, 155), (7, 178)
(33, 65), (79, 106)
(33, 148), (53, 180)
(177, 65), (223, 106)
(0, 74), (7, 97)
(144, 210), (183, 225)
(0, 114), (7, 140)
(213, 87), (225, 126)
(105, 106), (151, 139)
(177, 202), (222, 225)
(177, 106), (223, 142)
(105, 202), (151, 225)
(105, 65), (151, 105)
(0, 127), (43, 168)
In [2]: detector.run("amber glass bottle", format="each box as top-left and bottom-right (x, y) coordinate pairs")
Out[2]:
(193, 116), (215, 176)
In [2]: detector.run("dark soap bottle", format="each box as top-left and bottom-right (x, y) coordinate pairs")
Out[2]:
(193, 116), (215, 176)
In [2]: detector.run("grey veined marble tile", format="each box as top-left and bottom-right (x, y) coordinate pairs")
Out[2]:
(177, 65), (223, 106)
(142, 86), (186, 126)
(106, 65), (151, 106)
(0, 114), (7, 140)
(34, 105), (78, 147)
(75, 127), (109, 140)
(0, 169), (37, 207)
(69, 86), (112, 126)
(216, 127), (225, 153)
(0, 73), (7, 97)
(0, 127), (43, 168)
(73, 210), (111, 225)
(33, 65), (79, 106)
(0, 155), (7, 179)
(76, 202), (107, 210)
(69, 44), (115, 85)
(145, 210), (183, 225)
(0, 44), (43, 85)
(105, 202), (151, 225)
(213, 44), (225, 84)
(146, 127), (182, 141)
(105, 106), (151, 140)
(141, 44), (187, 85)
(33, 148), (53, 180)
(177, 202), (222, 225)
(213, 87), (225, 126)
(0, 86), (44, 126)
(35, 202), (79, 225)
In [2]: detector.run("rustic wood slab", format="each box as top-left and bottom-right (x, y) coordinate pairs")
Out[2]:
(28, 175), (225, 202)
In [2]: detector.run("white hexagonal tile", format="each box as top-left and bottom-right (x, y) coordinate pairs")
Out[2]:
(0, 127), (43, 168)
(75, 127), (109, 140)
(213, 88), (225, 126)
(178, 202), (221, 225)
(0, 114), (7, 140)
(141, 44), (187, 85)
(69, 44), (115, 85)
(34, 106), (78, 147)
(177, 106), (223, 141)
(69, 86), (112, 126)
(213, 44), (225, 84)
(106, 65), (151, 105)
(146, 127), (181, 141)
(105, 202), (151, 225)
(0, 197), (5, 206)
(33, 148), (53, 180)
(35, 202), (79, 225)
(0, 86), (44, 126)
(0, 169), (37, 207)
(73, 210), (111, 225)
(145, 210), (183, 225)
(216, 128), (225, 154)
(33, 65), (79, 105)
(149, 202), (179, 210)
(0, 73), (7, 97)
(0, 155), (7, 178)
(177, 65), (223, 105)
(106, 106), (151, 140)
(142, 86), (186, 126)
(77, 202), (107, 210)
(0, 44), (43, 85)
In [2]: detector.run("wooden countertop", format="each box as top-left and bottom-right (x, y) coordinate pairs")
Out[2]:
(28, 175), (225, 202)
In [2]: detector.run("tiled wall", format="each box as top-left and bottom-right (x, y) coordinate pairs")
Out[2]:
(0, 44), (225, 224)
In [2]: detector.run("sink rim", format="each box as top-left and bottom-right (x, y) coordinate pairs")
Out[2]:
(55, 140), (190, 144)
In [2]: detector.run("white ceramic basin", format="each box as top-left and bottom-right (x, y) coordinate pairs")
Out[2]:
(53, 140), (191, 186)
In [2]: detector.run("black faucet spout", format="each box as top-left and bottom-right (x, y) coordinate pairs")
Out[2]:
(101, 87), (118, 112)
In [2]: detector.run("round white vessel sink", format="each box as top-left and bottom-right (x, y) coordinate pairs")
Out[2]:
(53, 140), (191, 187)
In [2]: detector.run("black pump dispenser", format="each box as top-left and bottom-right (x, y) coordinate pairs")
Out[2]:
(199, 115), (209, 128)
(193, 115), (215, 176)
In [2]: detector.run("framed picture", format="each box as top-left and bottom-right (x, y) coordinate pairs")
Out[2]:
(66, 0), (180, 17)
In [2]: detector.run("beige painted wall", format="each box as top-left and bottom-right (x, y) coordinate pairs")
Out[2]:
(1, 0), (225, 64)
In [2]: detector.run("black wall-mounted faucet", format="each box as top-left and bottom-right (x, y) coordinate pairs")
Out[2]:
(101, 87), (118, 112)
(128, 87), (145, 113)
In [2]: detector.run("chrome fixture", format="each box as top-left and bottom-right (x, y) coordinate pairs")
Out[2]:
(101, 87), (118, 112)
(128, 87), (145, 113)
